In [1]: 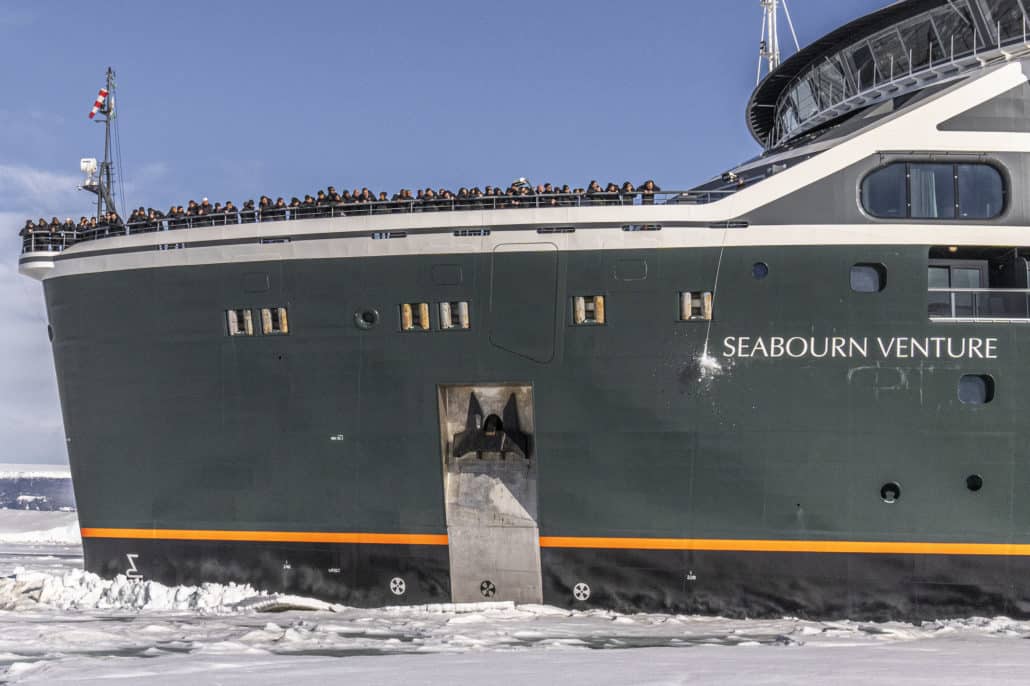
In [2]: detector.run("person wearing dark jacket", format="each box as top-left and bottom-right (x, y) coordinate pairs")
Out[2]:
(223, 200), (238, 225)
(620, 181), (636, 206)
(257, 196), (272, 221)
(240, 199), (257, 224)
(639, 179), (660, 205)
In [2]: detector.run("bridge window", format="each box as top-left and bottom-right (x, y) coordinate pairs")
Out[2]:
(862, 163), (1004, 220)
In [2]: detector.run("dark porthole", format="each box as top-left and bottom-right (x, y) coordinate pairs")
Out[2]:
(958, 374), (995, 404)
(850, 264), (886, 293)
(880, 481), (901, 504)
(354, 309), (380, 330)
(752, 262), (769, 280)
(966, 474), (984, 492)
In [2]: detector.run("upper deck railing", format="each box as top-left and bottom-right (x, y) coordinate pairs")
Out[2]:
(929, 287), (1030, 322)
(19, 188), (733, 255)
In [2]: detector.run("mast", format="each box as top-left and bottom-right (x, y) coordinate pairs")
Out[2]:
(757, 0), (801, 86)
(81, 67), (118, 221)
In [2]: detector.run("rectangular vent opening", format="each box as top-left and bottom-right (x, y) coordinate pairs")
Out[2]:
(260, 237), (290, 244)
(226, 309), (254, 336)
(401, 302), (431, 331)
(440, 301), (471, 330)
(573, 295), (606, 325)
(261, 307), (290, 335)
(537, 227), (575, 234)
(453, 229), (491, 237)
(622, 224), (662, 232)
(679, 292), (713, 321)
(372, 231), (407, 240)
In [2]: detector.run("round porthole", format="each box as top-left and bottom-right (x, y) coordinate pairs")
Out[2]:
(354, 309), (379, 330)
(752, 262), (769, 280)
(966, 474), (983, 492)
(880, 481), (901, 504)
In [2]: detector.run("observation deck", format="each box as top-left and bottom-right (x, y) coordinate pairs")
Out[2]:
(748, 0), (1030, 149)
(17, 188), (731, 258)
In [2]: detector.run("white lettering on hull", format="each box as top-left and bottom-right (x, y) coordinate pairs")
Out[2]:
(722, 336), (999, 360)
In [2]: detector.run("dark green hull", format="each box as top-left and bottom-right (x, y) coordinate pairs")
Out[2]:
(42, 242), (1028, 619)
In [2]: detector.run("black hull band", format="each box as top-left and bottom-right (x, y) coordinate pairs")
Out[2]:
(84, 537), (1030, 620)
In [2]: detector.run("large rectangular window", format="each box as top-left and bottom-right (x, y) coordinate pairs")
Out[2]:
(862, 162), (1004, 220)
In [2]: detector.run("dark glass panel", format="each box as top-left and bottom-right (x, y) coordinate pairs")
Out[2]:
(984, 0), (1027, 42)
(793, 77), (820, 120)
(900, 18), (942, 69)
(862, 164), (907, 218)
(957, 164), (1004, 219)
(850, 264), (886, 293)
(929, 3), (979, 57)
(928, 266), (950, 289)
(870, 29), (909, 78)
(909, 164), (955, 219)
(958, 375), (994, 404)
(848, 44), (878, 88)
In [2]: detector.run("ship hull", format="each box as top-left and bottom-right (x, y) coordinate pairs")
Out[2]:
(45, 243), (1030, 619)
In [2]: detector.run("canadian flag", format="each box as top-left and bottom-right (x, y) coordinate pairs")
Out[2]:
(88, 88), (109, 119)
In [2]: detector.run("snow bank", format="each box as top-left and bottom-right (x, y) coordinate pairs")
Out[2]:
(0, 511), (80, 544)
(0, 464), (70, 479)
(0, 568), (339, 613)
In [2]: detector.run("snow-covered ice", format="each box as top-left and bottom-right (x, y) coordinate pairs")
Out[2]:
(0, 513), (1027, 683)
(0, 511), (79, 545)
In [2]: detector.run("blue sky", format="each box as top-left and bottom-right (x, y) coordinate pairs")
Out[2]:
(0, 0), (878, 463)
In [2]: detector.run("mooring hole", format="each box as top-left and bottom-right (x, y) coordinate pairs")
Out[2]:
(880, 482), (901, 504)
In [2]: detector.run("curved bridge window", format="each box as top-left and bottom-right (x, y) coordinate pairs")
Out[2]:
(861, 162), (1004, 220)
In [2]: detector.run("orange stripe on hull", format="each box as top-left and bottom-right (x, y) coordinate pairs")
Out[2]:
(80, 528), (448, 546)
(80, 529), (1030, 556)
(538, 536), (1030, 556)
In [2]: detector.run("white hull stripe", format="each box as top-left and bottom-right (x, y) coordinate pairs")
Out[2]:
(22, 223), (1030, 280)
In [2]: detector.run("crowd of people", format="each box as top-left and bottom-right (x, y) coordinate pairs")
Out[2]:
(19, 178), (662, 250)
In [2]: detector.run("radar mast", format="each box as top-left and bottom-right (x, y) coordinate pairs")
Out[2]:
(80, 67), (119, 221)
(757, 0), (800, 85)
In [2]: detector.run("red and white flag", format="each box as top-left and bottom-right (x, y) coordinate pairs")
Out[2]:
(88, 88), (109, 119)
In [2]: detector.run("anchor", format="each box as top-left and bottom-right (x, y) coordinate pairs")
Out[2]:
(451, 392), (529, 460)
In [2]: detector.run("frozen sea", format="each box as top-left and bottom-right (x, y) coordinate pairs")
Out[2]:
(0, 513), (1026, 684)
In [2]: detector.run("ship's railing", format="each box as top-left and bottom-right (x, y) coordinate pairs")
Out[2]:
(929, 287), (1030, 321)
(19, 188), (735, 254)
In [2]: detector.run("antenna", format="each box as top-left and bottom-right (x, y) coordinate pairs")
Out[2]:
(757, 0), (801, 85)
(80, 67), (119, 221)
